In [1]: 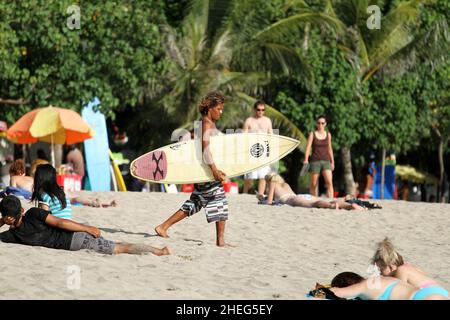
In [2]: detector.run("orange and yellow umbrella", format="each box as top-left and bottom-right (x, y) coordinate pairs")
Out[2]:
(7, 105), (94, 144)
(6, 105), (94, 166)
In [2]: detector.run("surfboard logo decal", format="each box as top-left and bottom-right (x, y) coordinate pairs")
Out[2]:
(151, 151), (167, 181)
(250, 143), (264, 158)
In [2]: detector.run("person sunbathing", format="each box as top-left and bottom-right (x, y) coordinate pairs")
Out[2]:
(259, 173), (365, 210)
(371, 237), (448, 299)
(68, 192), (118, 208)
(0, 195), (170, 256)
(9, 159), (34, 193)
(330, 271), (448, 300)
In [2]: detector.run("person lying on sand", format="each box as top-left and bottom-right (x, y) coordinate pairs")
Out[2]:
(259, 173), (366, 210)
(68, 193), (118, 208)
(371, 237), (448, 299)
(32, 164), (117, 221)
(0, 195), (170, 256)
(330, 271), (448, 300)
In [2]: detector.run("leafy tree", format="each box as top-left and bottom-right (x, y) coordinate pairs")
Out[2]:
(0, 0), (168, 122)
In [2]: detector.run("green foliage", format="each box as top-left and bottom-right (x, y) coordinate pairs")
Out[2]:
(276, 33), (362, 148)
(0, 0), (168, 122)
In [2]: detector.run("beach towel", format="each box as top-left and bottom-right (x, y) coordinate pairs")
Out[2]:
(345, 198), (382, 209)
(257, 199), (283, 206)
(0, 186), (32, 200)
(255, 191), (283, 206)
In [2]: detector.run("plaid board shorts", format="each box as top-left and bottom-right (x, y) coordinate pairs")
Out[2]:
(181, 181), (229, 223)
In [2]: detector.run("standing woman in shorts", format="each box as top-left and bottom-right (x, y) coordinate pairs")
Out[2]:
(303, 115), (335, 198)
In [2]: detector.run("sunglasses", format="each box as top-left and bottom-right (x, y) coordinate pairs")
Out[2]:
(256, 109), (265, 112)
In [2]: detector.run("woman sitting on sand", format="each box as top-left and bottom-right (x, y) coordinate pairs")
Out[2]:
(32, 164), (117, 220)
(371, 237), (449, 299)
(330, 271), (448, 300)
(9, 159), (34, 193)
(259, 173), (365, 210)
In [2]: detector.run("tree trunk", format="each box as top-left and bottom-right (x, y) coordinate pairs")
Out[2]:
(381, 148), (386, 200)
(55, 144), (63, 168)
(341, 147), (356, 196)
(438, 137), (445, 202)
(433, 127), (446, 202)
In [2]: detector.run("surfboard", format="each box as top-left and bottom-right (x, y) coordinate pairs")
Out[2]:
(131, 133), (299, 184)
(82, 99), (111, 191)
(109, 149), (127, 191)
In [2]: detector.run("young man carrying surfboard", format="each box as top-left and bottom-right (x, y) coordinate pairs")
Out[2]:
(155, 91), (233, 247)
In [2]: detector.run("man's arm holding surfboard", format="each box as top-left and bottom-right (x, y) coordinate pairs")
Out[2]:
(202, 120), (226, 182)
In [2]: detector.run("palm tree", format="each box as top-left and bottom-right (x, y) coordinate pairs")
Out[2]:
(267, 0), (442, 195)
(155, 0), (347, 150)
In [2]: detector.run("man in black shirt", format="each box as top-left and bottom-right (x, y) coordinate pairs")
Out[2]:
(0, 195), (170, 256)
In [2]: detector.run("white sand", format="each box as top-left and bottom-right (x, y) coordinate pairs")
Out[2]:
(0, 191), (449, 299)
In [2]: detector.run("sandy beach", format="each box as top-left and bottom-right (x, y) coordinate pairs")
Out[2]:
(0, 191), (449, 300)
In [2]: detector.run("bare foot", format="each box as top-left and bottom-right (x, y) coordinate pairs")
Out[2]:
(127, 244), (172, 256)
(216, 241), (236, 248)
(155, 225), (169, 238)
(158, 246), (172, 256)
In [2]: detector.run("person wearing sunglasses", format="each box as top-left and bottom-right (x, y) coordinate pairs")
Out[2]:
(242, 100), (273, 195)
(303, 115), (335, 198)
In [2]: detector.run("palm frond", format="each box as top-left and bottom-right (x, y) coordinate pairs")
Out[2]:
(160, 24), (186, 69)
(367, 0), (424, 72)
(376, 17), (450, 78)
(209, 28), (233, 68)
(254, 11), (346, 41)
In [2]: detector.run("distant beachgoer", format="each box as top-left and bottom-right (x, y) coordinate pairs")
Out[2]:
(9, 159), (34, 193)
(1, 155), (14, 188)
(242, 100), (273, 195)
(65, 144), (85, 178)
(363, 154), (376, 198)
(155, 91), (233, 247)
(30, 148), (50, 177)
(330, 271), (447, 300)
(303, 115), (335, 198)
(260, 173), (365, 210)
(0, 195), (170, 256)
(32, 164), (117, 220)
(371, 237), (448, 299)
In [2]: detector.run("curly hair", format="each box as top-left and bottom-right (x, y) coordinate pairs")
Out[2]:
(9, 159), (25, 175)
(199, 91), (225, 115)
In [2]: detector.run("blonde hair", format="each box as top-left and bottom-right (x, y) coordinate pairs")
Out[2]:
(372, 237), (404, 269)
(264, 172), (285, 184)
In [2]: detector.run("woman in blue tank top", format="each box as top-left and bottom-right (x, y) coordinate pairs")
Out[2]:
(31, 164), (72, 220)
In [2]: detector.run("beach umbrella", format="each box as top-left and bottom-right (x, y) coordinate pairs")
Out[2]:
(6, 105), (94, 167)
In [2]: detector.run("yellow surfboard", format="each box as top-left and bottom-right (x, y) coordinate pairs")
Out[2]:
(109, 150), (127, 191)
(131, 133), (299, 184)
